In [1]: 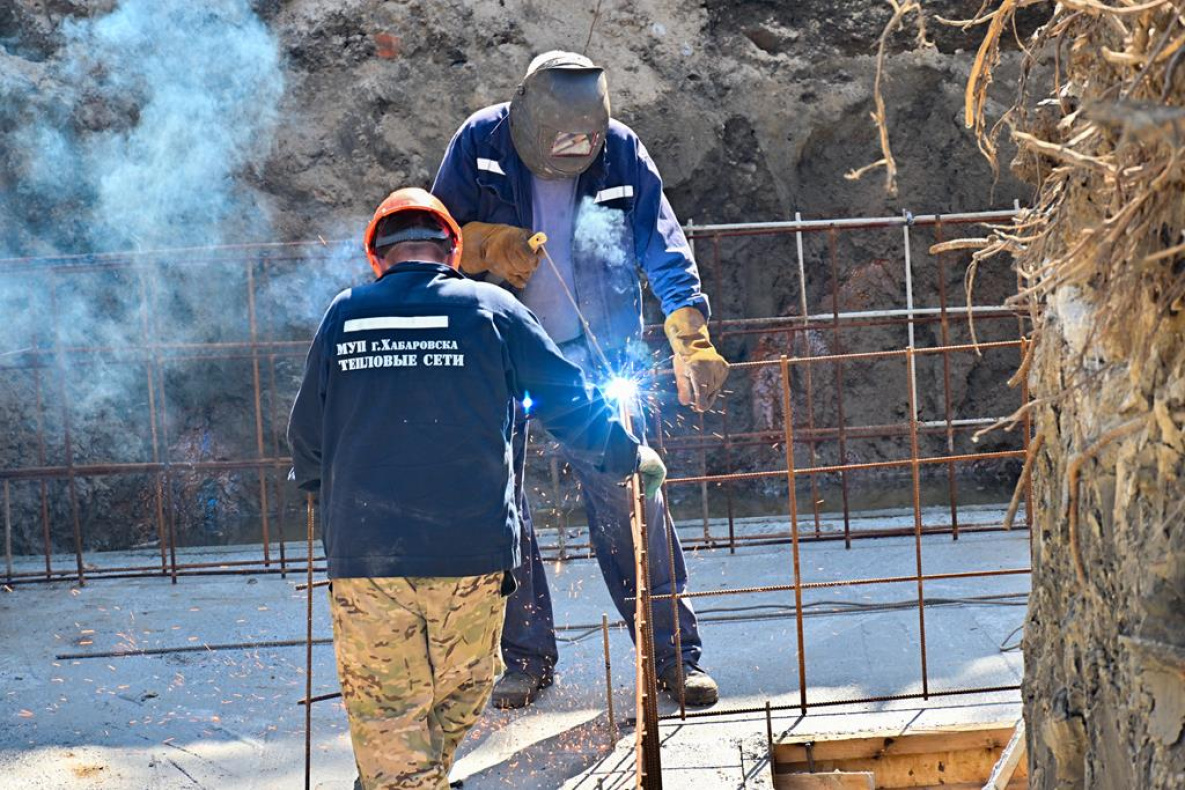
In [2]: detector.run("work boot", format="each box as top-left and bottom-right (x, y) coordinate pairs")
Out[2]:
(491, 668), (551, 709)
(658, 663), (719, 707)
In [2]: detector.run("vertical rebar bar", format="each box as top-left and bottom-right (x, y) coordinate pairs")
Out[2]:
(32, 367), (51, 580)
(602, 613), (617, 745)
(720, 386), (736, 554)
(246, 263), (272, 566)
(934, 220), (961, 540)
(765, 700), (775, 785)
(794, 215), (824, 539)
(139, 268), (169, 574)
(4, 481), (12, 584)
(697, 410), (710, 543)
(902, 212), (919, 412)
(826, 230), (852, 548)
(304, 492), (314, 790)
(623, 403), (662, 789)
(665, 503), (686, 720)
(779, 356), (808, 714)
(49, 278), (86, 586)
(148, 267), (179, 584)
(260, 264), (288, 577)
(549, 455), (568, 560)
(906, 347), (930, 699)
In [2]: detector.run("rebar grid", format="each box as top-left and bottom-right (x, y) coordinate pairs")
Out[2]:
(0, 208), (1027, 586)
(619, 209), (1031, 784)
(1, 209), (1031, 786)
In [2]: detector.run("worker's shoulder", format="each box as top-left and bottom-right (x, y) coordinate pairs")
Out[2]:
(464, 277), (526, 315)
(457, 103), (510, 134)
(607, 117), (642, 142)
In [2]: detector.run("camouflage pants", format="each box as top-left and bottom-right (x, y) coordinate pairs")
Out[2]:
(328, 574), (506, 790)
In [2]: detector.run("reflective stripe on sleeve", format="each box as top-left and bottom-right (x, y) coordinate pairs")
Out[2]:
(594, 186), (634, 203)
(344, 316), (450, 332)
(476, 158), (506, 175)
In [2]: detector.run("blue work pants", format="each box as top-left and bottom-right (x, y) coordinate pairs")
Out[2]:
(500, 385), (703, 681)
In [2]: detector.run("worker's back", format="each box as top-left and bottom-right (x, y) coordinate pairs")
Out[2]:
(288, 259), (637, 580)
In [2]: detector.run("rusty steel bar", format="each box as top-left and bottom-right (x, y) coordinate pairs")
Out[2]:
(720, 391), (737, 553)
(728, 339), (1022, 372)
(682, 306), (1019, 336)
(638, 566), (1031, 603)
(780, 356), (809, 715)
(826, 229), (853, 549)
(683, 208), (1019, 237)
(666, 448), (1026, 485)
(906, 347), (930, 699)
(697, 410), (710, 542)
(602, 613), (617, 745)
(934, 220), (962, 541)
(304, 493), (315, 790)
(664, 502), (686, 720)
(148, 268), (180, 585)
(791, 222), (825, 540)
(0, 457), (294, 481)
(0, 208), (1014, 271)
(139, 268), (170, 575)
(246, 263), (272, 567)
(4, 481), (11, 583)
(551, 521), (1029, 564)
(32, 366), (52, 580)
(659, 684), (1023, 722)
(657, 415), (1020, 452)
(622, 402), (662, 789)
(49, 277), (86, 586)
(548, 455), (568, 560)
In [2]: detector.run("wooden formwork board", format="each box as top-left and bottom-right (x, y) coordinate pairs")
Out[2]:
(772, 721), (1027, 789)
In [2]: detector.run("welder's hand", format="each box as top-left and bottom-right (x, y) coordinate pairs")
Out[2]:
(664, 306), (729, 413)
(636, 445), (667, 500)
(460, 222), (542, 289)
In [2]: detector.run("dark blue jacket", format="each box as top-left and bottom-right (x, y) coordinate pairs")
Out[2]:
(287, 261), (639, 579)
(432, 103), (709, 375)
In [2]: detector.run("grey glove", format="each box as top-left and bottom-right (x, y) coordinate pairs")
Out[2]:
(636, 445), (667, 500)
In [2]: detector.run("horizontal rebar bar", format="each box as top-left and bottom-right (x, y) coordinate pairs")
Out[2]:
(634, 566), (1030, 603)
(684, 209), (1019, 236)
(657, 684), (1023, 721)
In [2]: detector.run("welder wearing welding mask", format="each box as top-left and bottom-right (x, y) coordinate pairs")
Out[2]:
(432, 51), (728, 708)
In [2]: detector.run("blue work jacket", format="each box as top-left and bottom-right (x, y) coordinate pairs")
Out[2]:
(287, 261), (639, 579)
(432, 103), (709, 375)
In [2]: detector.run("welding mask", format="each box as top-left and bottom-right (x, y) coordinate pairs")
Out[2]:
(509, 51), (610, 179)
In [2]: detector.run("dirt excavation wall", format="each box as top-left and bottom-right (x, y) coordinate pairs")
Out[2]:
(951, 3), (1185, 787)
(0, 0), (1043, 553)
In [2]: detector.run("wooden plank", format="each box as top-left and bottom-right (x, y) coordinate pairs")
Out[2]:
(776, 727), (1016, 764)
(983, 720), (1026, 790)
(776, 772), (876, 790)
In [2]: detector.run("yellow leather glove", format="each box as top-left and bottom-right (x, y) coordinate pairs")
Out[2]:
(459, 222), (542, 289)
(664, 306), (729, 413)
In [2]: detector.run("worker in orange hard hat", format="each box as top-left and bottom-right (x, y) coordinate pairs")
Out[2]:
(288, 187), (665, 790)
(362, 187), (463, 276)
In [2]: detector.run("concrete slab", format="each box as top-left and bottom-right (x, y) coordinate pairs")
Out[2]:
(0, 510), (1028, 789)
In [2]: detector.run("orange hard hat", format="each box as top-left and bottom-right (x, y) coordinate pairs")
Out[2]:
(363, 187), (463, 276)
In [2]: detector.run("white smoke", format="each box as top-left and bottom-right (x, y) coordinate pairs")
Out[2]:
(574, 196), (637, 300)
(0, 1), (289, 547)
